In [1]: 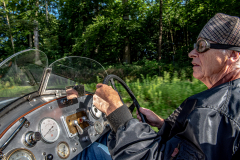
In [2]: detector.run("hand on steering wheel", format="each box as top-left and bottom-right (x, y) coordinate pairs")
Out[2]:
(93, 74), (147, 123)
(93, 84), (123, 116)
(137, 107), (164, 129)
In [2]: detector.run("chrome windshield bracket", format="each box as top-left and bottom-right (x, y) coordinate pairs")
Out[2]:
(38, 68), (52, 96)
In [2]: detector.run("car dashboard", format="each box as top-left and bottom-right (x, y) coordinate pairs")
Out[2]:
(0, 94), (110, 160)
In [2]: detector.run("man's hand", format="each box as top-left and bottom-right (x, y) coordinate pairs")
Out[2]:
(137, 107), (164, 129)
(66, 88), (79, 100)
(93, 83), (123, 116)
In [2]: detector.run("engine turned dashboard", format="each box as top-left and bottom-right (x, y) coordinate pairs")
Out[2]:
(0, 95), (110, 160)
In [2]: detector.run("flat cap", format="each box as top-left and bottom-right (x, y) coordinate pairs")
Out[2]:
(198, 13), (240, 47)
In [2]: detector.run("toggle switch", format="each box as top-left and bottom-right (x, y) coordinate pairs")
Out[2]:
(71, 120), (83, 135)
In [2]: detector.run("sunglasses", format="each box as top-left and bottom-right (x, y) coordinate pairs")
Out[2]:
(194, 39), (240, 53)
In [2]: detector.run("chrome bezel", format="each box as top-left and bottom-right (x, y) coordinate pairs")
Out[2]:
(38, 117), (60, 143)
(5, 148), (36, 160)
(94, 121), (103, 134)
(90, 105), (102, 119)
(56, 141), (70, 159)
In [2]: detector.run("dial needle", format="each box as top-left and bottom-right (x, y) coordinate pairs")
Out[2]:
(44, 126), (54, 137)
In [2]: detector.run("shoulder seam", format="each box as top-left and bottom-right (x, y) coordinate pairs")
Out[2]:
(194, 106), (240, 128)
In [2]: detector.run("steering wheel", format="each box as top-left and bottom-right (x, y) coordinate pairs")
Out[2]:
(103, 74), (147, 123)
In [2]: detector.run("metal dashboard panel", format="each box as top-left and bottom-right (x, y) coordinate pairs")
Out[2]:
(0, 95), (109, 160)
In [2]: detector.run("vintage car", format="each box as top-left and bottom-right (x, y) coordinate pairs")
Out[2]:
(0, 49), (144, 160)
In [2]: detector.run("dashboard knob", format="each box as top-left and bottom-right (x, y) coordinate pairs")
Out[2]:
(46, 154), (53, 160)
(24, 131), (41, 147)
(32, 132), (41, 141)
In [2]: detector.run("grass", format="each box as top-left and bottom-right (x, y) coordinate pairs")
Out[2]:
(0, 85), (38, 97)
(0, 72), (207, 131)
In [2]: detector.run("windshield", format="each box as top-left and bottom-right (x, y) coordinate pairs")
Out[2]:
(0, 51), (107, 110)
(47, 56), (108, 94)
(0, 49), (48, 109)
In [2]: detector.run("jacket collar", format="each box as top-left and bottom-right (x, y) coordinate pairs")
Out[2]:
(210, 69), (240, 89)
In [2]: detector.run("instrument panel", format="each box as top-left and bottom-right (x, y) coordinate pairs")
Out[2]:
(0, 95), (110, 160)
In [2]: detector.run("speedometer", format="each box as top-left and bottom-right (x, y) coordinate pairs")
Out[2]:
(5, 148), (35, 160)
(39, 117), (60, 143)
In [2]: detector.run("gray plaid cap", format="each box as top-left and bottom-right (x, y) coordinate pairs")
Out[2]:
(198, 13), (240, 47)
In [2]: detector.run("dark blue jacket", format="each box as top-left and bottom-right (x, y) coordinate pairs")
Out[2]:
(106, 79), (240, 160)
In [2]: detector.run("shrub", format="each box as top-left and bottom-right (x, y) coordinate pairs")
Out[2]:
(104, 60), (193, 82)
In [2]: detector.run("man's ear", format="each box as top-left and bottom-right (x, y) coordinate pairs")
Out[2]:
(228, 51), (240, 63)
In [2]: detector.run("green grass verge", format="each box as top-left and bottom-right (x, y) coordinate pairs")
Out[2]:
(0, 86), (38, 97)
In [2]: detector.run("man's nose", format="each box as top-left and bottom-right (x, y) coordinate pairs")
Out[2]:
(188, 49), (199, 58)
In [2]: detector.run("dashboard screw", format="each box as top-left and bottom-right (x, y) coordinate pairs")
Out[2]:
(72, 148), (77, 152)
(24, 121), (30, 128)
(49, 106), (52, 109)
(19, 117), (25, 123)
(42, 152), (46, 156)
(75, 143), (78, 145)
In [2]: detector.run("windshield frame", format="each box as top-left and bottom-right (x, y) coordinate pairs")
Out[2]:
(0, 49), (48, 67)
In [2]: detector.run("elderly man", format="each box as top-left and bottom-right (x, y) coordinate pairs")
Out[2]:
(73, 13), (240, 160)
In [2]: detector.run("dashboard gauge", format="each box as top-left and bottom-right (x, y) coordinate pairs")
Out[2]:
(91, 105), (102, 119)
(94, 121), (103, 134)
(57, 142), (70, 159)
(39, 117), (60, 143)
(5, 148), (35, 160)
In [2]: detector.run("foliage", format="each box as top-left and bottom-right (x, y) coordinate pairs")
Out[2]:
(104, 58), (193, 82)
(2, 0), (240, 66)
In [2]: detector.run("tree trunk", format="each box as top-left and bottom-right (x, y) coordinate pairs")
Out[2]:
(186, 0), (189, 52)
(169, 21), (176, 55)
(158, 0), (163, 61)
(34, 0), (39, 50)
(122, 0), (130, 64)
(34, 0), (41, 65)
(29, 33), (33, 48)
(3, 1), (15, 53)
(187, 24), (189, 52)
(34, 22), (39, 50)
(45, 0), (49, 27)
(123, 37), (130, 63)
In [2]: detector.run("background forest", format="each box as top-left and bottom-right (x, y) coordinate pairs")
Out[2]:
(2, 0), (240, 65)
(1, 0), (240, 121)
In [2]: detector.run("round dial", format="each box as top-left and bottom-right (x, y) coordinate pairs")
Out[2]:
(94, 121), (103, 134)
(39, 117), (60, 143)
(6, 148), (35, 160)
(91, 105), (102, 119)
(57, 142), (70, 159)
